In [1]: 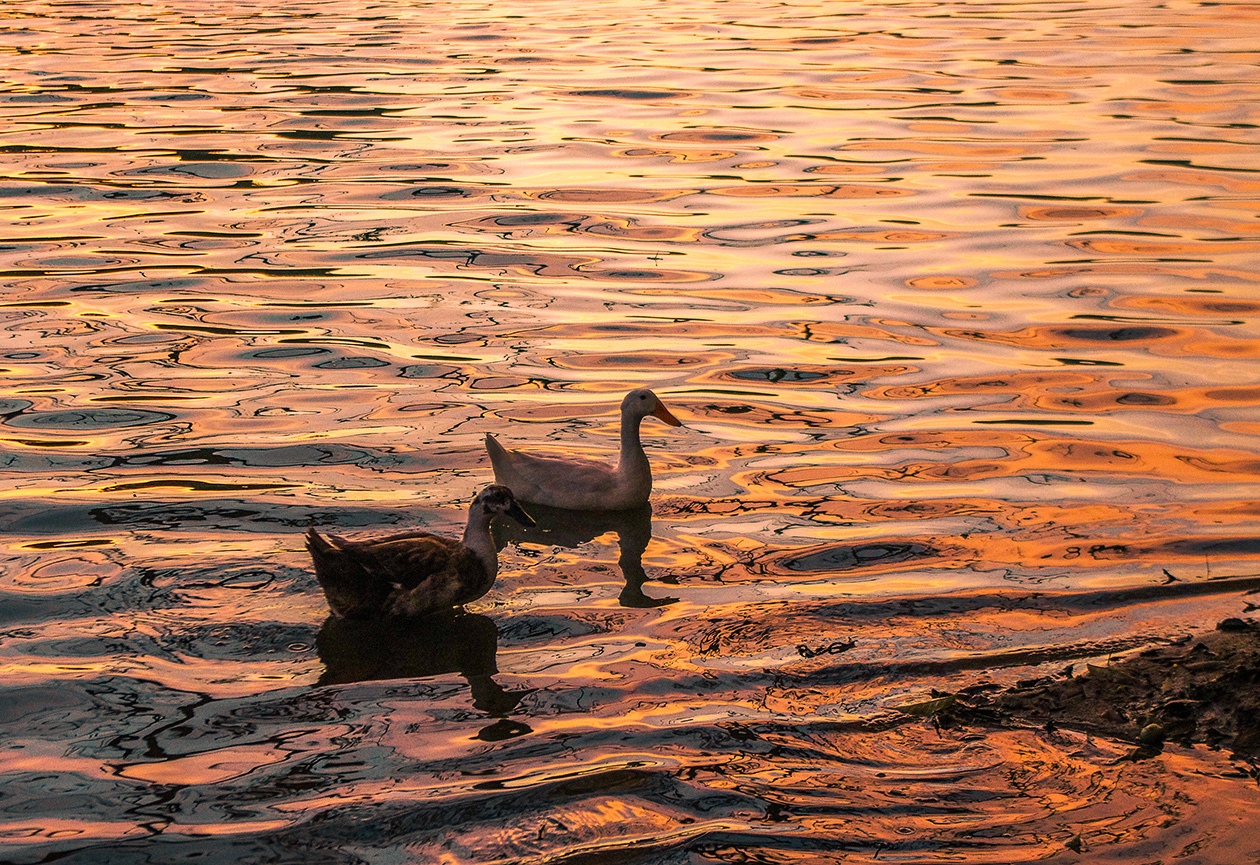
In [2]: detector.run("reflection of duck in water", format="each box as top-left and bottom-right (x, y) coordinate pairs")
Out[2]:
(494, 501), (678, 608)
(306, 485), (535, 619)
(484, 387), (682, 511)
(317, 612), (533, 726)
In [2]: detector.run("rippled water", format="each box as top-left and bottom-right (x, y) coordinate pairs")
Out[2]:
(3, 0), (1260, 861)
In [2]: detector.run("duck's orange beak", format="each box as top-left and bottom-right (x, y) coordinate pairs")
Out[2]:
(653, 400), (682, 427)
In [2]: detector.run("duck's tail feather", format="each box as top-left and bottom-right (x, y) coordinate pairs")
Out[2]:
(306, 527), (335, 555)
(484, 432), (509, 479)
(305, 528), (389, 618)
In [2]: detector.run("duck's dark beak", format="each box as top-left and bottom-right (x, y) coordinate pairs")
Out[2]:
(653, 400), (682, 427)
(506, 499), (536, 527)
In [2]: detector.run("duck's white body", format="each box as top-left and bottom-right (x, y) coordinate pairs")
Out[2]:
(306, 485), (534, 619)
(484, 388), (682, 511)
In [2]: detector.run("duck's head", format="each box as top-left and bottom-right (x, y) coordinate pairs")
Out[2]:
(474, 484), (536, 527)
(623, 388), (682, 427)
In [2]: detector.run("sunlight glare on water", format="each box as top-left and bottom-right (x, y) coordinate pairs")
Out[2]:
(1, 0), (1259, 862)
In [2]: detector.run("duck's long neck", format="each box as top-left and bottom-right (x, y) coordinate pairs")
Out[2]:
(618, 410), (648, 475)
(462, 507), (498, 580)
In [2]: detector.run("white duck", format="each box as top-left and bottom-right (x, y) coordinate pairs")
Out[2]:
(484, 387), (682, 511)
(306, 485), (534, 619)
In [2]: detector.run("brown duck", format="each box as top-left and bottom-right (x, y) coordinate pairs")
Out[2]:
(306, 485), (535, 619)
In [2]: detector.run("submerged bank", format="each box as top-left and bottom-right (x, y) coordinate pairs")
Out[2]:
(939, 618), (1260, 761)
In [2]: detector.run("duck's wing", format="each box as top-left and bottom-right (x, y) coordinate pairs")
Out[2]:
(351, 535), (490, 616)
(349, 533), (466, 591)
(384, 546), (488, 616)
(485, 434), (618, 505)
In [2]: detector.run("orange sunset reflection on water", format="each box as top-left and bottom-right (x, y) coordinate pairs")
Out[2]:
(2, 0), (1260, 862)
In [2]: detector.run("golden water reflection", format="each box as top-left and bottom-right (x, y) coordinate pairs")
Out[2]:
(2, 0), (1260, 861)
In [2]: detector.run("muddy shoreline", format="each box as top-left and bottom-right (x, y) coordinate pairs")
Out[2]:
(930, 618), (1260, 761)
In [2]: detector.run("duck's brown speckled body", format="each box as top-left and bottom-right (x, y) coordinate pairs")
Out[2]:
(306, 485), (534, 619)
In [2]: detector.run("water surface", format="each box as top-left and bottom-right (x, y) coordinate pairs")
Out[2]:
(2, 0), (1260, 862)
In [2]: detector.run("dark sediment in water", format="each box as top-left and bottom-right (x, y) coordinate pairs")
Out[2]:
(941, 618), (1260, 759)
